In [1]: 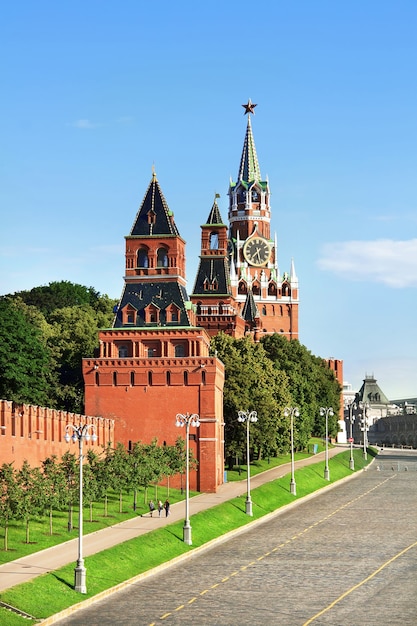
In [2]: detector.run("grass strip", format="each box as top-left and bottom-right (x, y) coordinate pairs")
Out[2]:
(0, 448), (375, 625)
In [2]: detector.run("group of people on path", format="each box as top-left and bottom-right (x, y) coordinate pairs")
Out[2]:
(148, 499), (170, 518)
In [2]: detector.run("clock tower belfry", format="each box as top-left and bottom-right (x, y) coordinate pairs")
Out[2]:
(227, 100), (299, 340)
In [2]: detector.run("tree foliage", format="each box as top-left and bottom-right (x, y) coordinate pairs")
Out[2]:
(210, 333), (292, 467)
(211, 333), (342, 466)
(0, 298), (52, 405)
(261, 334), (341, 440)
(0, 282), (117, 412)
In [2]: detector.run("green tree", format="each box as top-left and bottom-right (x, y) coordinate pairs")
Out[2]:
(261, 334), (341, 442)
(107, 443), (131, 513)
(211, 333), (291, 467)
(60, 451), (78, 531)
(9, 281), (114, 318)
(0, 297), (52, 406)
(0, 463), (19, 551)
(48, 305), (104, 412)
(3, 281), (117, 412)
(85, 450), (105, 522)
(42, 456), (67, 535)
(15, 461), (46, 544)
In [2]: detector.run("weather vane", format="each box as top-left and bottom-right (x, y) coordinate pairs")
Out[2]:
(242, 99), (257, 115)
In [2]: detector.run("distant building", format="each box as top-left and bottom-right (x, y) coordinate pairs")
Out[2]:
(343, 374), (417, 448)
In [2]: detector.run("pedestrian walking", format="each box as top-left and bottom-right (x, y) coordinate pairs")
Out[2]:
(149, 500), (155, 517)
(164, 499), (170, 517)
(157, 500), (163, 517)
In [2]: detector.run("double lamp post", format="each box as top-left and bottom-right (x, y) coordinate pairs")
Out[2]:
(237, 410), (258, 516)
(64, 423), (97, 594)
(175, 412), (200, 545)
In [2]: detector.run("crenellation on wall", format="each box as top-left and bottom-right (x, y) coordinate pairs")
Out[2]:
(0, 399), (114, 468)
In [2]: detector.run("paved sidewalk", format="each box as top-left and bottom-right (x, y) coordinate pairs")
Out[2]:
(0, 446), (347, 593)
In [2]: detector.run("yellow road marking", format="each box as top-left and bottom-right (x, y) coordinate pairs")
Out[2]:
(303, 539), (417, 625)
(156, 475), (397, 624)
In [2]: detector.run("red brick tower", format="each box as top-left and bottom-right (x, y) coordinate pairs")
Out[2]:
(83, 171), (225, 492)
(192, 100), (299, 340)
(190, 196), (246, 338)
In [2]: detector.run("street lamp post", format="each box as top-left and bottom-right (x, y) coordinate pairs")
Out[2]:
(283, 407), (300, 495)
(347, 401), (356, 470)
(64, 423), (97, 593)
(175, 412), (200, 545)
(359, 402), (369, 460)
(237, 410), (258, 515)
(320, 407), (334, 481)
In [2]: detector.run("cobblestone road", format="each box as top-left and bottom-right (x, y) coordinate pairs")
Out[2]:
(55, 450), (417, 626)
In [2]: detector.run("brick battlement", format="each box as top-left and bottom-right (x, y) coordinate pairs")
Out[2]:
(0, 399), (114, 469)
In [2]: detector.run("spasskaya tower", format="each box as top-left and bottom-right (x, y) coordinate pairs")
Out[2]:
(191, 100), (299, 340)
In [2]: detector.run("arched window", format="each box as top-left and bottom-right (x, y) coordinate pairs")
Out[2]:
(175, 344), (186, 357)
(137, 248), (149, 268)
(166, 371), (171, 386)
(201, 370), (206, 385)
(148, 371), (153, 385)
(184, 371), (188, 386)
(113, 371), (118, 386)
(130, 371), (135, 386)
(157, 248), (169, 267)
(210, 232), (219, 250)
(262, 305), (267, 315)
(95, 371), (100, 386)
(268, 282), (277, 296)
(238, 281), (247, 295)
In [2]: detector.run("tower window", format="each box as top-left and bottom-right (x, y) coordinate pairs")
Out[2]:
(175, 344), (186, 357)
(210, 232), (219, 250)
(118, 345), (129, 358)
(238, 281), (247, 295)
(137, 248), (149, 268)
(268, 283), (277, 296)
(157, 247), (169, 267)
(144, 341), (160, 357)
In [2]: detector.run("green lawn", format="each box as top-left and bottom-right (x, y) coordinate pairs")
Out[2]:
(225, 437), (327, 481)
(0, 448), (376, 625)
(0, 484), (186, 565)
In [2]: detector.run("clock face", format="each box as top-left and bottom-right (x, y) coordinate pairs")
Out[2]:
(243, 236), (271, 266)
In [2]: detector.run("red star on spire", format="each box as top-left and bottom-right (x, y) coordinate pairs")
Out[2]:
(242, 99), (257, 115)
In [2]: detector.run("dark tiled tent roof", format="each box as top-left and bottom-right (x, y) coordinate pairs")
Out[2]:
(114, 282), (192, 328)
(242, 289), (259, 322)
(204, 198), (226, 226)
(191, 257), (231, 296)
(130, 172), (180, 237)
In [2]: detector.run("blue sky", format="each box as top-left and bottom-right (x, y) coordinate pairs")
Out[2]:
(1, 1), (417, 400)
